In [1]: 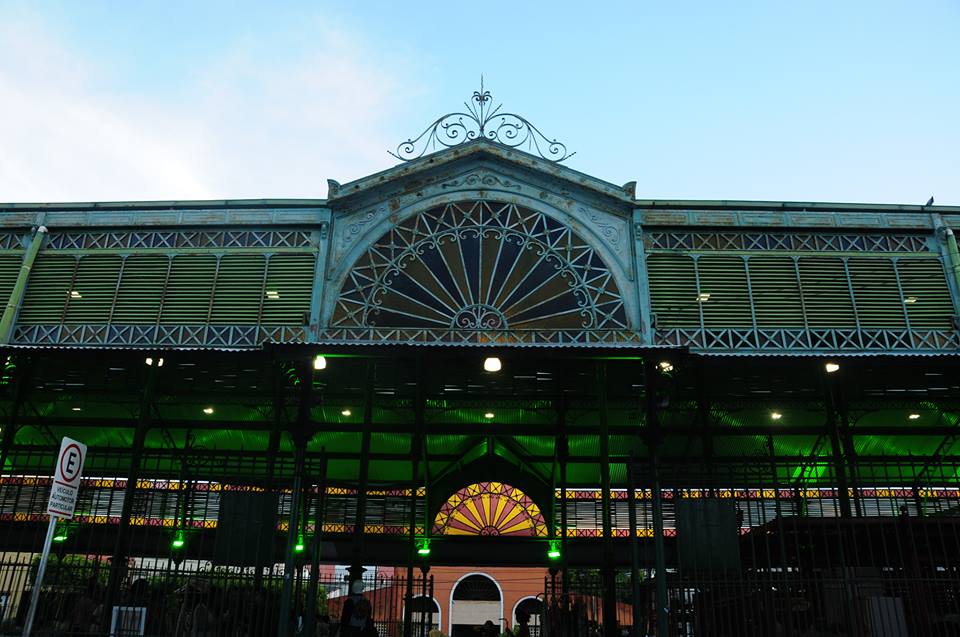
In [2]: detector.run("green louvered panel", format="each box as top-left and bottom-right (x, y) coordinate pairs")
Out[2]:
(64, 255), (123, 323)
(112, 255), (170, 324)
(0, 254), (22, 309)
(798, 257), (856, 328)
(697, 256), (752, 328)
(261, 253), (315, 326)
(160, 255), (217, 324)
(209, 254), (266, 325)
(897, 259), (956, 329)
(647, 254), (699, 328)
(748, 256), (805, 327)
(18, 255), (77, 324)
(847, 258), (905, 328)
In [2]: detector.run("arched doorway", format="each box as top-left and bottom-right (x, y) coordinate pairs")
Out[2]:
(406, 595), (441, 636)
(449, 573), (503, 637)
(513, 597), (545, 637)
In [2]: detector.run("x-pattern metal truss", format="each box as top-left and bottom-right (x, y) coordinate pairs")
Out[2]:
(46, 229), (313, 250)
(645, 231), (931, 253)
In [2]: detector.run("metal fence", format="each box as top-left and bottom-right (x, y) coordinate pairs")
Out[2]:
(5, 443), (960, 635)
(0, 553), (423, 637)
(537, 459), (960, 637)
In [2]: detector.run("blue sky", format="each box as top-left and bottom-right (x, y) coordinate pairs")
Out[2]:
(1, 1), (957, 204)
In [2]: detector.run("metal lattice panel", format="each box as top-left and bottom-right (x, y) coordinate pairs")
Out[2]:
(11, 323), (308, 347)
(13, 251), (315, 347)
(645, 231), (931, 253)
(0, 233), (22, 250)
(45, 229), (313, 250)
(654, 327), (960, 351)
(316, 327), (642, 347)
(647, 253), (959, 351)
(332, 201), (627, 335)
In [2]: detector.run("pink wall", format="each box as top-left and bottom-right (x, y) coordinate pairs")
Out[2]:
(427, 566), (549, 634)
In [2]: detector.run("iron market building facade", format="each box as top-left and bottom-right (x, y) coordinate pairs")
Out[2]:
(2, 93), (960, 636)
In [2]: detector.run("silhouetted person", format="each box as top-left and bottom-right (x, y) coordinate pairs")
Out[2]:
(341, 597), (377, 637)
(516, 609), (532, 637)
(70, 580), (101, 634)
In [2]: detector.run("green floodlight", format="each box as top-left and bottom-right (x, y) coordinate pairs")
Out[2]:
(547, 540), (561, 560)
(172, 532), (185, 549)
(52, 531), (68, 543)
(294, 538), (305, 553)
(417, 539), (431, 556)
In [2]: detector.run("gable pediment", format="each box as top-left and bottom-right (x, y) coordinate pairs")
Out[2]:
(326, 139), (635, 216)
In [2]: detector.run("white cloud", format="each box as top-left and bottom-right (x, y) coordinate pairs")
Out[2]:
(0, 16), (413, 203)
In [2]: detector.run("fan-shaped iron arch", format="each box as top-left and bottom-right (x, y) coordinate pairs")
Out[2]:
(331, 200), (627, 332)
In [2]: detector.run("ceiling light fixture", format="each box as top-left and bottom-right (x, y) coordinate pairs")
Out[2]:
(483, 357), (502, 372)
(696, 292), (711, 302)
(825, 362), (840, 373)
(69, 290), (82, 299)
(658, 361), (674, 373)
(203, 407), (214, 415)
(770, 412), (783, 420)
(266, 290), (280, 300)
(904, 296), (918, 304)
(484, 412), (495, 419)
(313, 355), (327, 371)
(71, 407), (82, 412)
(341, 409), (352, 417)
(908, 413), (920, 420)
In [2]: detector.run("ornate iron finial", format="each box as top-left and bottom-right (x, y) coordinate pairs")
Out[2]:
(389, 79), (575, 163)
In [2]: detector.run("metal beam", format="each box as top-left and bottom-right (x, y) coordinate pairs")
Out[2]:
(348, 360), (375, 586)
(15, 415), (960, 437)
(279, 359), (314, 637)
(102, 359), (157, 629)
(644, 359), (669, 637)
(597, 361), (617, 637)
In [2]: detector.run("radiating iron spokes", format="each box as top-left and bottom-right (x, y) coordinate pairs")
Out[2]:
(332, 201), (628, 334)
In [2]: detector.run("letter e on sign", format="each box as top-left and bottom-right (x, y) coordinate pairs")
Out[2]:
(48, 437), (87, 519)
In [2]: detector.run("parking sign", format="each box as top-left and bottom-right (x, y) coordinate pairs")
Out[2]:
(47, 437), (87, 519)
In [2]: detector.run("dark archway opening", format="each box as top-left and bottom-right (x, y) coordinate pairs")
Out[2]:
(451, 574), (502, 637)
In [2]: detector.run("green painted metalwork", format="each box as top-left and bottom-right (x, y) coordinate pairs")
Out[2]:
(0, 226), (46, 344)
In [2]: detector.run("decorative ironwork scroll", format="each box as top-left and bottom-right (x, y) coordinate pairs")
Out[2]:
(331, 200), (628, 332)
(434, 482), (548, 536)
(390, 79), (574, 162)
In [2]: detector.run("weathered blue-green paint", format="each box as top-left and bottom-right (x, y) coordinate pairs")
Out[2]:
(309, 208), (332, 340)
(0, 141), (958, 354)
(932, 214), (960, 319)
(631, 209), (654, 343)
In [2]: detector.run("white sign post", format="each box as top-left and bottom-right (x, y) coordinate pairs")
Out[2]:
(22, 437), (86, 637)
